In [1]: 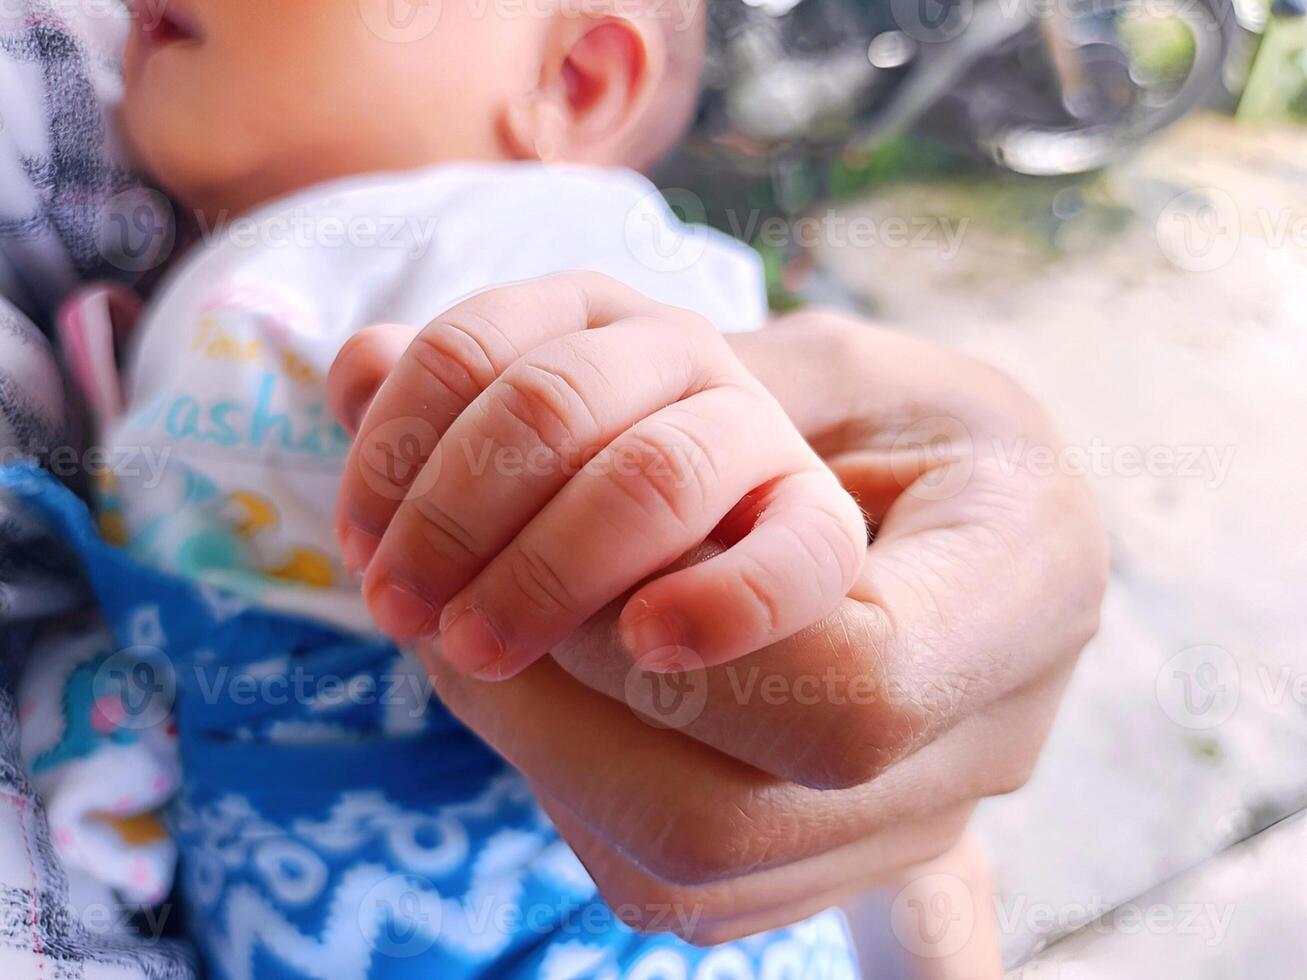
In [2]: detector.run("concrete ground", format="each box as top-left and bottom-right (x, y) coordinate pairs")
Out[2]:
(813, 114), (1307, 973)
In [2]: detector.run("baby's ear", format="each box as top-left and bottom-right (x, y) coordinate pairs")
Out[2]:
(502, 15), (667, 167)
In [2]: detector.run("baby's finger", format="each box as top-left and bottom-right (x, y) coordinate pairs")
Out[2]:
(619, 469), (868, 671)
(328, 323), (417, 436)
(360, 314), (723, 640)
(431, 386), (813, 678)
(334, 272), (661, 574)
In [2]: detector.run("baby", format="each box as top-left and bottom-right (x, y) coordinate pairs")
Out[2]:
(4, 0), (872, 978)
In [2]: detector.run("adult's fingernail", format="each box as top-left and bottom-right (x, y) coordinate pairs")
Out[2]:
(439, 605), (505, 678)
(369, 581), (438, 641)
(340, 526), (381, 575)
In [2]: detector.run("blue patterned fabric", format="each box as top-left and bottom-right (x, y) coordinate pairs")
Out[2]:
(0, 462), (860, 980)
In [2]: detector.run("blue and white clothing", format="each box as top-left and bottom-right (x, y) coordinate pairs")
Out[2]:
(0, 464), (859, 979)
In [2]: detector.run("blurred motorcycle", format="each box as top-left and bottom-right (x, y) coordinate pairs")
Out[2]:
(675, 0), (1242, 201)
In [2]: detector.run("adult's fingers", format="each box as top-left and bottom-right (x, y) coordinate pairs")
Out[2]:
(331, 272), (669, 573)
(536, 787), (974, 945)
(425, 650), (1062, 885)
(704, 315), (1110, 781)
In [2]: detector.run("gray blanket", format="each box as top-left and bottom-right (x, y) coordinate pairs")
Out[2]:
(0, 3), (193, 976)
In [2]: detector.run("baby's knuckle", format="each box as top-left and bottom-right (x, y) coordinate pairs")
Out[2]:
(409, 494), (483, 565)
(353, 433), (413, 498)
(504, 545), (576, 619)
(602, 429), (707, 528)
(410, 319), (500, 401)
(734, 558), (784, 636)
(789, 500), (867, 593)
(492, 361), (596, 452)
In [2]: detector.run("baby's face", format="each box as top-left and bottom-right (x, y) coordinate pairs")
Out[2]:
(122, 0), (546, 215)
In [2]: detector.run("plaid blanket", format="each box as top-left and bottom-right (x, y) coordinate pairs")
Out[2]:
(0, 3), (193, 976)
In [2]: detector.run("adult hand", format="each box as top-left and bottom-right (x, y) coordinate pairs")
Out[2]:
(329, 274), (1108, 943)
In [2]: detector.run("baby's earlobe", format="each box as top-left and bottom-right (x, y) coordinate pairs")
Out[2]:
(501, 90), (568, 163)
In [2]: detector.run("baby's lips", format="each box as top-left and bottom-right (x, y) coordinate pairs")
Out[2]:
(128, 0), (204, 42)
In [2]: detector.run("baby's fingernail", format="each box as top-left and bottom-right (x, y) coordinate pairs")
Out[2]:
(340, 526), (381, 575)
(439, 605), (505, 678)
(369, 581), (438, 641)
(621, 608), (683, 669)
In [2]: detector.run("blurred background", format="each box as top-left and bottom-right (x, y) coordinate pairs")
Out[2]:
(665, 0), (1307, 974)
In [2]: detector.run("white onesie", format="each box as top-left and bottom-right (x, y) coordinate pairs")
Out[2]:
(101, 163), (768, 633)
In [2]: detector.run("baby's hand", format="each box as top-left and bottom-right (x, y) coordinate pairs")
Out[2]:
(330, 273), (867, 679)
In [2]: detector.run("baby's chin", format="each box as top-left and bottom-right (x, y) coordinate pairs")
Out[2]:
(118, 105), (290, 219)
